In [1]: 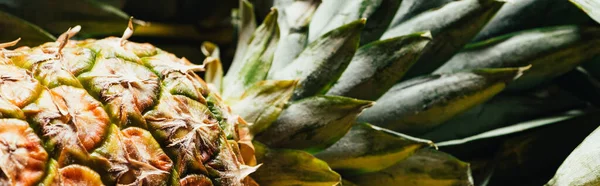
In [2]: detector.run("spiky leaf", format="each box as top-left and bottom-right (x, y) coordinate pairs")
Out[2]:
(315, 122), (434, 174)
(382, 0), (504, 79)
(436, 25), (600, 90)
(230, 0), (257, 74)
(224, 8), (280, 99)
(570, 0), (600, 23)
(255, 96), (373, 153)
(270, 19), (364, 100)
(201, 42), (224, 93)
(327, 31), (431, 100)
(358, 67), (528, 136)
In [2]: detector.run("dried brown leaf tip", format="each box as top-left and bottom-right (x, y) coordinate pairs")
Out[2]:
(56, 25), (81, 56)
(0, 38), (20, 49)
(121, 17), (135, 46)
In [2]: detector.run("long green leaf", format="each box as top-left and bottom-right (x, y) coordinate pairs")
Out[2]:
(421, 85), (585, 142)
(388, 0), (453, 28)
(315, 122), (434, 175)
(0, 11), (55, 47)
(269, 0), (321, 74)
(223, 9), (280, 99)
(255, 96), (373, 153)
(436, 25), (600, 91)
(251, 142), (341, 186)
(382, 0), (504, 79)
(358, 67), (528, 136)
(347, 148), (474, 186)
(327, 31), (431, 100)
(230, 80), (297, 135)
(270, 19), (365, 100)
(570, 0), (600, 23)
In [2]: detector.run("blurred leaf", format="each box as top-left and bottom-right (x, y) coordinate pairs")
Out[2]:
(229, 0), (257, 77)
(485, 112), (600, 186)
(315, 122), (434, 175)
(473, 0), (593, 41)
(347, 148), (474, 186)
(270, 0), (320, 74)
(201, 42), (224, 93)
(421, 85), (586, 142)
(436, 25), (600, 91)
(255, 96), (373, 153)
(230, 80), (297, 135)
(0, 11), (55, 47)
(270, 19), (364, 100)
(358, 67), (528, 136)
(251, 142), (341, 186)
(327, 31), (431, 100)
(382, 0), (504, 79)
(547, 116), (600, 185)
(223, 9), (279, 99)
(570, 0), (600, 24)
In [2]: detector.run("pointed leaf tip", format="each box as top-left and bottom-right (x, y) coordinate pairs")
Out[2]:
(0, 38), (21, 48)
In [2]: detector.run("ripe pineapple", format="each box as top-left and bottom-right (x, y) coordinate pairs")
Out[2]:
(0, 0), (600, 185)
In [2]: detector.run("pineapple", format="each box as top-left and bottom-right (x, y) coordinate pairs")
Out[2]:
(0, 0), (599, 185)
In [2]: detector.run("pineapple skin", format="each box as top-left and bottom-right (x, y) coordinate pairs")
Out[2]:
(0, 37), (255, 186)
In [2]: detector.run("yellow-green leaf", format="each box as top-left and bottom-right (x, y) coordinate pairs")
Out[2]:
(315, 122), (434, 174)
(201, 42), (224, 94)
(251, 142), (341, 186)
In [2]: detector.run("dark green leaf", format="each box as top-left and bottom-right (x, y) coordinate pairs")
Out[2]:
(382, 0), (504, 79)
(346, 148), (474, 186)
(223, 9), (279, 99)
(436, 25), (600, 91)
(387, 0), (453, 28)
(255, 96), (373, 153)
(554, 67), (600, 107)
(0, 11), (55, 47)
(421, 85), (585, 142)
(327, 31), (431, 100)
(358, 67), (528, 136)
(315, 122), (434, 174)
(251, 142), (341, 186)
(270, 19), (365, 100)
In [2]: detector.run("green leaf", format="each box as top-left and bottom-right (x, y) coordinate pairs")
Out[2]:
(554, 67), (600, 107)
(485, 112), (600, 186)
(229, 0), (257, 76)
(382, 0), (504, 79)
(270, 19), (365, 100)
(315, 122), (434, 175)
(251, 142), (342, 186)
(230, 80), (297, 135)
(0, 11), (55, 47)
(223, 8), (280, 99)
(436, 25), (600, 91)
(347, 148), (474, 186)
(358, 67), (528, 136)
(547, 116), (600, 185)
(201, 42), (224, 94)
(327, 31), (432, 100)
(255, 96), (373, 153)
(269, 0), (320, 74)
(473, 0), (593, 41)
(570, 0), (600, 24)
(421, 85), (585, 142)
(388, 0), (453, 28)
(307, 0), (401, 45)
